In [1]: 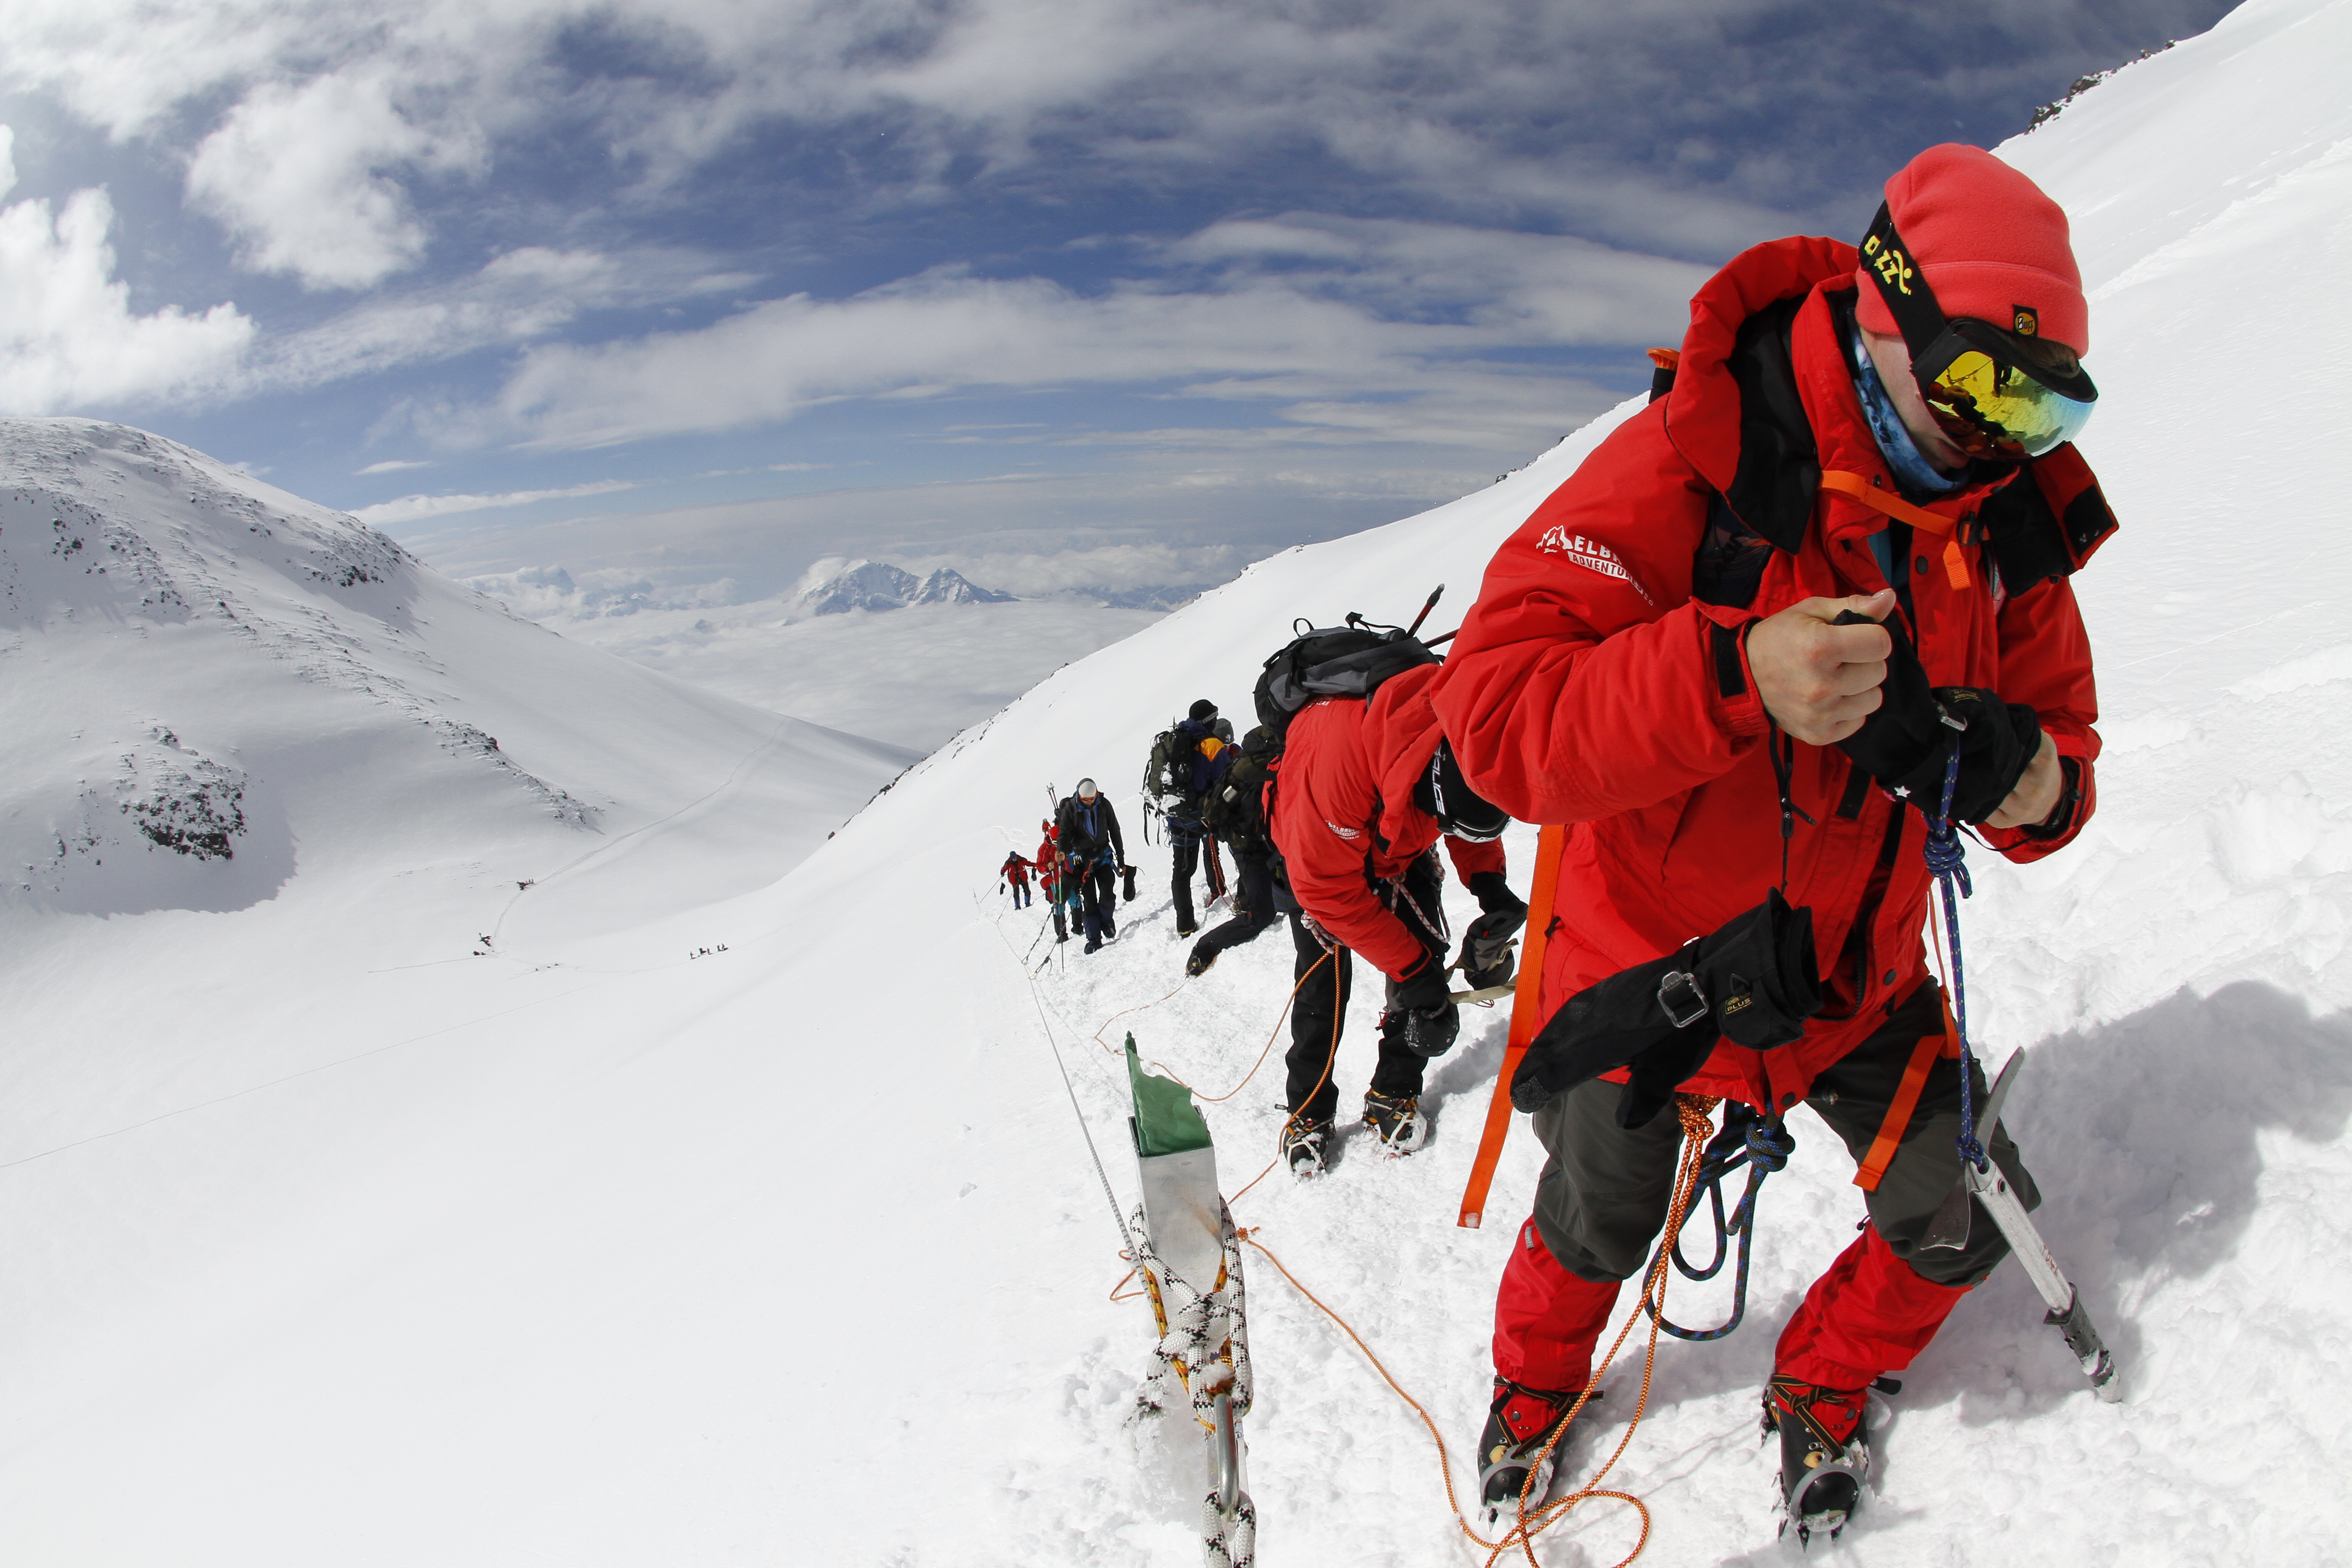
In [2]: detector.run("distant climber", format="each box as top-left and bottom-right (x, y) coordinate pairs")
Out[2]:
(999, 849), (1035, 908)
(1185, 725), (1282, 977)
(1054, 779), (1128, 953)
(1036, 820), (1069, 943)
(1146, 699), (1235, 936)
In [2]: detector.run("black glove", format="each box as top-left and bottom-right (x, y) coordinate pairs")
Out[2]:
(1458, 871), (1528, 989)
(1831, 610), (2040, 824)
(1390, 954), (1460, 1058)
(1122, 865), (1137, 902)
(1509, 889), (1821, 1127)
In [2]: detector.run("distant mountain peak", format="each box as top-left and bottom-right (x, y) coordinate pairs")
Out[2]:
(910, 568), (1014, 606)
(789, 557), (1013, 616)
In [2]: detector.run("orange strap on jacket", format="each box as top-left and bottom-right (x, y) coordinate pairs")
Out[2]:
(1457, 822), (1567, 1228)
(1852, 1002), (1963, 1192)
(1818, 468), (1977, 591)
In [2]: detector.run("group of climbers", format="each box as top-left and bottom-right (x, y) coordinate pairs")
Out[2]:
(1005, 144), (2113, 1541)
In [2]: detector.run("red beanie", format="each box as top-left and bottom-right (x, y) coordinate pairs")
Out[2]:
(1854, 143), (2088, 354)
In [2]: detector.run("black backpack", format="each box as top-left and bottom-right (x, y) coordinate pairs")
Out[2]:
(1251, 624), (1440, 744)
(1199, 725), (1279, 856)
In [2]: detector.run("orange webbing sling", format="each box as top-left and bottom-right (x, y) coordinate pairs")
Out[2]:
(1457, 822), (1566, 1229)
(1818, 469), (1980, 591)
(1853, 996), (1963, 1192)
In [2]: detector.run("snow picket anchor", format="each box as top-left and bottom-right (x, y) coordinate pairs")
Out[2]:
(1124, 1035), (1257, 1565)
(1916, 737), (2123, 1403)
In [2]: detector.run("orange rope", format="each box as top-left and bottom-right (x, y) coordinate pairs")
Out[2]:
(1155, 951), (1330, 1103)
(1240, 1093), (1720, 1568)
(1092, 977), (1191, 1055)
(1228, 945), (1346, 1205)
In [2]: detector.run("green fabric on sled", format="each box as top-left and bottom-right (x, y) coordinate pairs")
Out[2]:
(1127, 1034), (1214, 1157)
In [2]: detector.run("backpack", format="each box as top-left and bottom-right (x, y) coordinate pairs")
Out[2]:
(1199, 725), (1279, 856)
(1142, 729), (1183, 799)
(1251, 624), (1441, 744)
(1145, 715), (1239, 799)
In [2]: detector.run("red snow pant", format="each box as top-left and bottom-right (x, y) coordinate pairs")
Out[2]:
(1491, 980), (2038, 1394)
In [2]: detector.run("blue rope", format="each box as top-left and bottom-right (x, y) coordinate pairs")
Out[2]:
(1644, 1107), (1794, 1342)
(1923, 735), (1988, 1171)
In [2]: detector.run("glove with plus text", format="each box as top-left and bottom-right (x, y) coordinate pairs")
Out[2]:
(1830, 609), (2041, 824)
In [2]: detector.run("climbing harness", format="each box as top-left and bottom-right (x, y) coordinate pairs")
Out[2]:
(1641, 1103), (1793, 1342)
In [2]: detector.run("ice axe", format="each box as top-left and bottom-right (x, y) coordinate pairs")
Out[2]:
(1919, 1048), (2120, 1401)
(1911, 725), (2121, 1405)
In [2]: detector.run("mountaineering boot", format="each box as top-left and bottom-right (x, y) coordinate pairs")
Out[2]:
(1362, 1091), (1428, 1156)
(1765, 1375), (1872, 1544)
(1477, 1379), (1600, 1523)
(1280, 1117), (1331, 1178)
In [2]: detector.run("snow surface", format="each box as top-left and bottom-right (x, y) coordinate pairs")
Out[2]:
(6, 2), (2352, 1563)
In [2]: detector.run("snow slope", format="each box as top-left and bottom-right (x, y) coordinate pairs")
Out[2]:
(5, 2), (2351, 1563)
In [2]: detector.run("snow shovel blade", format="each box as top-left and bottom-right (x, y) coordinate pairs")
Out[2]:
(1920, 1049), (2025, 1252)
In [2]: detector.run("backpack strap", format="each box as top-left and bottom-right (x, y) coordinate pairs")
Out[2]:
(1818, 469), (1983, 589)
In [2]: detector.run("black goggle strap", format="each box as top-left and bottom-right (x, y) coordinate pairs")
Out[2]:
(1858, 203), (1951, 368)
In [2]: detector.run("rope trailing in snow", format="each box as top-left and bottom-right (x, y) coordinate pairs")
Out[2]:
(1243, 1092), (1722, 1568)
(981, 892), (1137, 1256)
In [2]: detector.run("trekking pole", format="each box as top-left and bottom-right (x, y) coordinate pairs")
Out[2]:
(1405, 583), (1443, 637)
(1916, 732), (2121, 1402)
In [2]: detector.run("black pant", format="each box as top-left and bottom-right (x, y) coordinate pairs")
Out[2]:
(1193, 848), (1277, 964)
(1171, 829), (1203, 934)
(1076, 858), (1117, 946)
(1527, 980), (2039, 1289)
(1282, 850), (1450, 1124)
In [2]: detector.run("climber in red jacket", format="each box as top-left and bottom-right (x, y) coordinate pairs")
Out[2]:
(1430, 144), (2113, 1533)
(1270, 661), (1525, 1176)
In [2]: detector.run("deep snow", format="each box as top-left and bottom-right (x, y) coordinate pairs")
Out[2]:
(5, 1), (2351, 1563)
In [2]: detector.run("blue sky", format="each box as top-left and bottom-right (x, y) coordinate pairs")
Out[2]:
(0, 0), (2230, 593)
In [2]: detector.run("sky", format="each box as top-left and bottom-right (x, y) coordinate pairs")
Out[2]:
(0, 0), (2235, 598)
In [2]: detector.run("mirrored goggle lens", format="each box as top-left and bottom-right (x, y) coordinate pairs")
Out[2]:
(1922, 348), (2096, 460)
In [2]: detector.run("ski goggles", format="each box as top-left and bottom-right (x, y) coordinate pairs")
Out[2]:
(1860, 206), (2096, 461)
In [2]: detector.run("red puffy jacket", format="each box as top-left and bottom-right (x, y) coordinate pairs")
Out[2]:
(1272, 663), (1508, 980)
(1430, 237), (2107, 1113)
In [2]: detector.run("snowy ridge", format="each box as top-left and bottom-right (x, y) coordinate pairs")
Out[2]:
(3, 3), (2350, 1564)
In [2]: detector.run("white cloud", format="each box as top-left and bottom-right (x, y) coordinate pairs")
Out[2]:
(470, 220), (1702, 451)
(0, 126), (253, 412)
(356, 458), (433, 474)
(186, 71), (483, 291)
(352, 478), (636, 526)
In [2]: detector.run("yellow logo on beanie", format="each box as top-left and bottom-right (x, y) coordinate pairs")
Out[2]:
(2012, 306), (2039, 337)
(1862, 234), (1916, 297)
